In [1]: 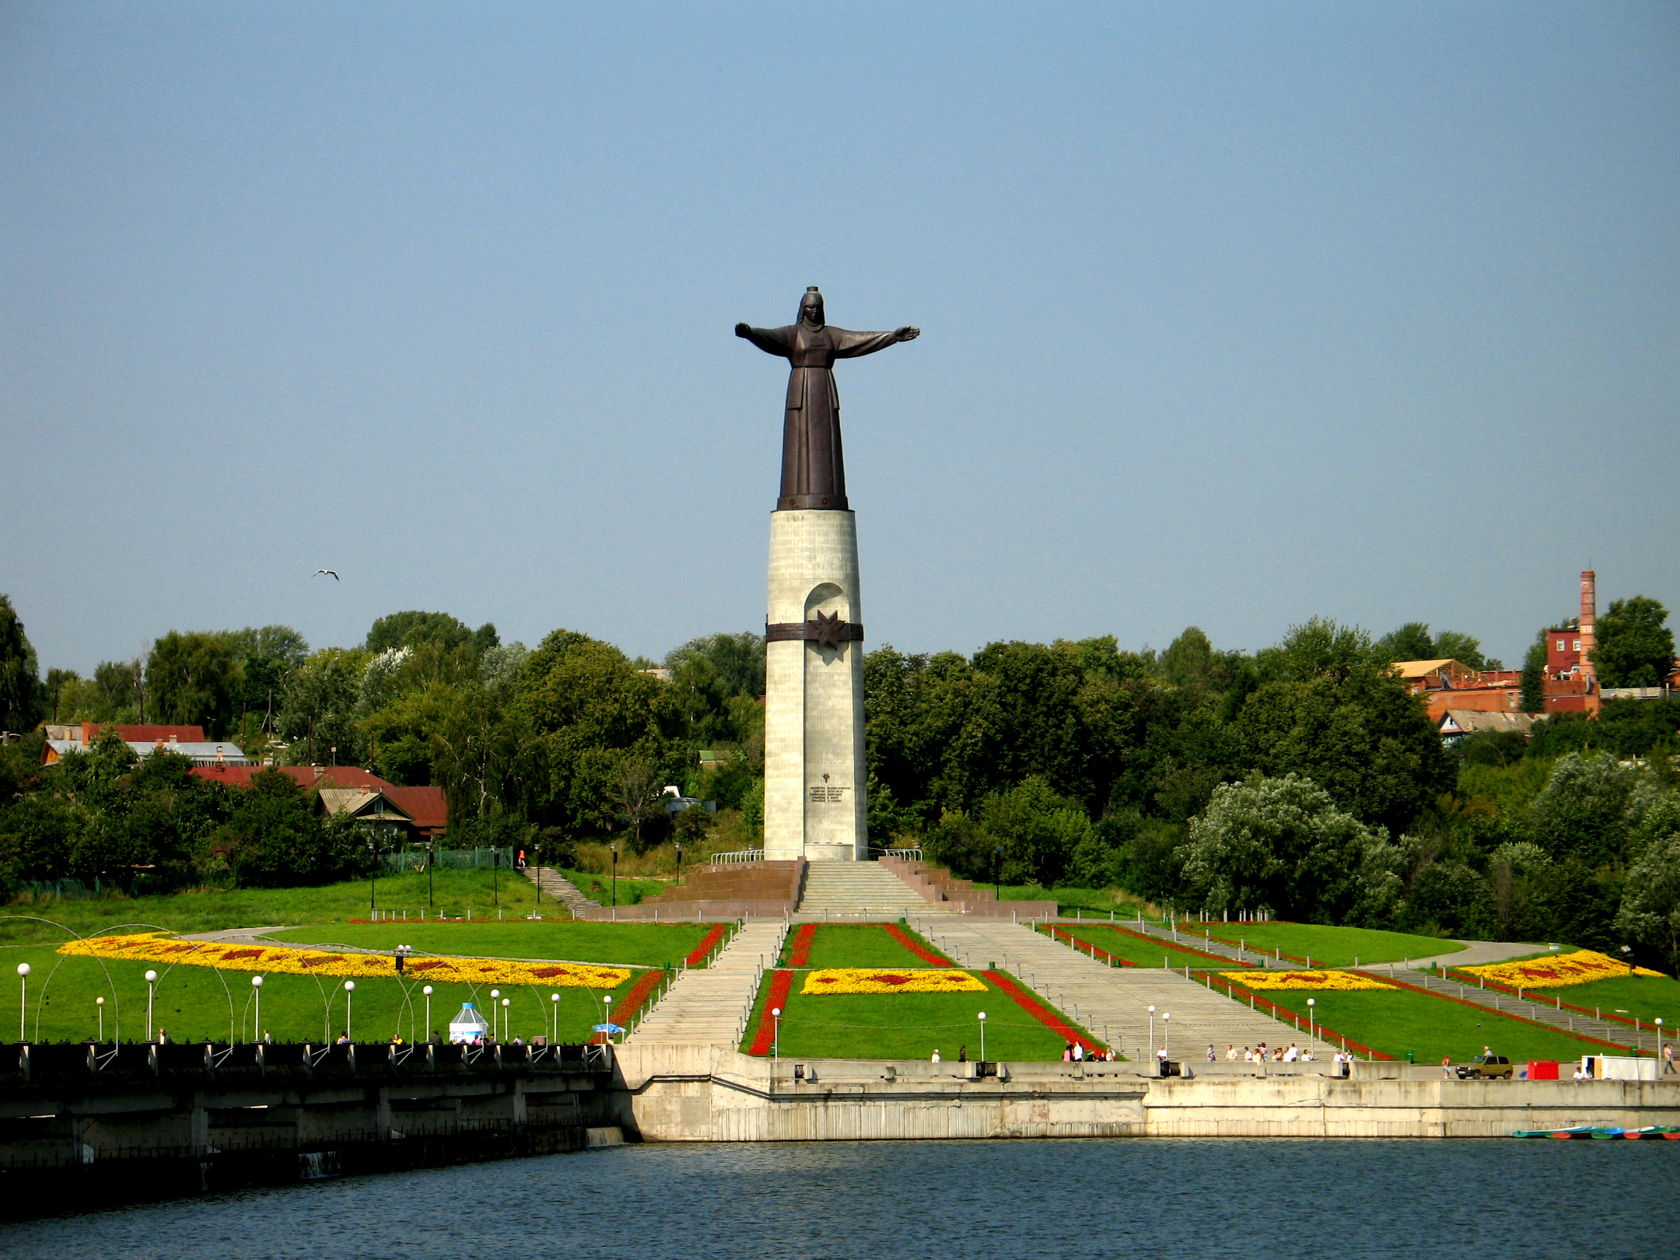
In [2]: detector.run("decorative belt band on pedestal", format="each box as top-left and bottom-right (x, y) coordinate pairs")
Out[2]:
(765, 611), (864, 649)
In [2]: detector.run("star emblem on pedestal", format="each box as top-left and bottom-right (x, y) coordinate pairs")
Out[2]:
(810, 610), (848, 649)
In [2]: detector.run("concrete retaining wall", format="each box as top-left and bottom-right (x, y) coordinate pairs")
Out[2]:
(613, 1047), (1680, 1141)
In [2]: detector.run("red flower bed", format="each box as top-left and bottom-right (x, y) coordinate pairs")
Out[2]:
(883, 923), (955, 966)
(1206, 971), (1390, 1060)
(747, 969), (795, 1056)
(786, 924), (816, 967)
(1102, 924), (1251, 966)
(984, 970), (1102, 1055)
(1046, 925), (1134, 966)
(595, 968), (667, 1041)
(685, 924), (729, 968)
(1348, 970), (1635, 1052)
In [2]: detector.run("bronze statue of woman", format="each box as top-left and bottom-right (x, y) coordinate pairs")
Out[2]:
(736, 287), (919, 510)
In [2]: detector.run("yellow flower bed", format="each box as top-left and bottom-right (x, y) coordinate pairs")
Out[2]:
(1458, 949), (1663, 989)
(800, 967), (987, 996)
(57, 932), (631, 989)
(1219, 970), (1394, 992)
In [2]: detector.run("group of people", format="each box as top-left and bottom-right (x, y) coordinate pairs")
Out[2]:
(1223, 1042), (1310, 1064)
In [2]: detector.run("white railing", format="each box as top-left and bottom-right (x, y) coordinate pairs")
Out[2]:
(714, 849), (764, 865)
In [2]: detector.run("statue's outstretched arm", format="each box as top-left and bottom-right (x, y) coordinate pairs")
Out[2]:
(736, 323), (793, 357)
(832, 325), (921, 358)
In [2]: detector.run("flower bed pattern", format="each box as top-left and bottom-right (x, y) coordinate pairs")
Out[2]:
(685, 924), (729, 968)
(58, 932), (631, 989)
(600, 967), (668, 1040)
(786, 924), (816, 967)
(1218, 970), (1394, 992)
(1045, 925), (1134, 966)
(1457, 949), (1662, 990)
(984, 970), (1102, 1055)
(800, 968), (986, 996)
(882, 924), (954, 966)
(1347, 969), (1636, 1052)
(747, 969), (795, 1056)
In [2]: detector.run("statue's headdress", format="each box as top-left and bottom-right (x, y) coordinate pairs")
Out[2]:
(799, 286), (825, 324)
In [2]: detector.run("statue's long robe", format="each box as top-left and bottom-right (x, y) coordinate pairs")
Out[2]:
(738, 320), (900, 510)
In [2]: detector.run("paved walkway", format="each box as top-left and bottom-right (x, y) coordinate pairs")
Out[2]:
(522, 866), (599, 917)
(908, 914), (1341, 1063)
(626, 920), (787, 1048)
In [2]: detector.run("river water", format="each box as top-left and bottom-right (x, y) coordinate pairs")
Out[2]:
(9, 1138), (1675, 1258)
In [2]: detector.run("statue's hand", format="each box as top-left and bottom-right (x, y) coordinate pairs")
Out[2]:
(734, 322), (751, 338)
(896, 326), (920, 342)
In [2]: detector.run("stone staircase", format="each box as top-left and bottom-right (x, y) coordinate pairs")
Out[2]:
(794, 860), (953, 922)
(522, 866), (599, 917)
(625, 920), (788, 1048)
(908, 915), (1342, 1064)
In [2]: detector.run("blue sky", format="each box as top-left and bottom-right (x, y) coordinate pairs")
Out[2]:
(4, 1), (1677, 676)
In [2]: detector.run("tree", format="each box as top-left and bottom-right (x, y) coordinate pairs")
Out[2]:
(1593, 596), (1675, 688)
(1159, 626), (1216, 690)
(278, 647), (371, 765)
(1177, 773), (1402, 924)
(1377, 622), (1495, 671)
(212, 770), (354, 887)
(664, 632), (765, 748)
(1616, 795), (1680, 973)
(1526, 751), (1648, 868)
(224, 625), (308, 734)
(1519, 632), (1547, 713)
(0, 595), (43, 734)
(366, 610), (478, 656)
(145, 631), (240, 735)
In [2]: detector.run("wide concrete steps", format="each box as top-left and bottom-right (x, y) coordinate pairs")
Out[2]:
(909, 916), (1342, 1063)
(626, 920), (787, 1048)
(794, 860), (952, 922)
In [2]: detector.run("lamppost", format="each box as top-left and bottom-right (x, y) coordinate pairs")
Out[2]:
(16, 963), (29, 1041)
(601, 992), (613, 1043)
(394, 944), (411, 975)
(771, 1006), (781, 1060)
(534, 845), (543, 907)
(674, 841), (683, 885)
(427, 840), (435, 909)
(1307, 997), (1316, 1043)
(1621, 944), (1635, 977)
(96, 995), (105, 1042)
(993, 846), (1002, 902)
(978, 1010), (987, 1062)
(550, 992), (560, 1044)
(1656, 1017), (1664, 1061)
(1161, 1011), (1171, 1058)
(423, 985), (434, 1039)
(368, 838), (379, 916)
(343, 980), (355, 1041)
(1147, 1004), (1156, 1060)
(493, 848), (500, 907)
(490, 989), (501, 1040)
(502, 997), (511, 1041)
(145, 969), (159, 1042)
(252, 975), (264, 1041)
(611, 843), (619, 908)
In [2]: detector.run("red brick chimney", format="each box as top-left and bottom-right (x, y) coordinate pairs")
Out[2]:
(1579, 570), (1597, 686)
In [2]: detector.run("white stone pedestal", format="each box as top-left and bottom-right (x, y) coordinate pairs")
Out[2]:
(763, 510), (867, 861)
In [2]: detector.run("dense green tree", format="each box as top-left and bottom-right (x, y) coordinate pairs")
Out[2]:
(0, 595), (43, 734)
(1519, 632), (1547, 713)
(664, 632), (765, 748)
(1178, 773), (1402, 924)
(1255, 618), (1383, 685)
(1159, 626), (1216, 690)
(211, 770), (356, 887)
(278, 647), (371, 765)
(976, 776), (1091, 887)
(366, 610), (479, 656)
(223, 625), (308, 732)
(512, 629), (679, 835)
(1526, 751), (1650, 867)
(1616, 795), (1680, 972)
(1593, 596), (1675, 688)
(145, 631), (241, 735)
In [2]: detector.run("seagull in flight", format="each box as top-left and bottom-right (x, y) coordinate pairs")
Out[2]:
(313, 569), (340, 581)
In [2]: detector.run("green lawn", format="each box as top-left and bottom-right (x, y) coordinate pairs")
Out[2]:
(1192, 922), (1465, 967)
(2, 943), (646, 1046)
(1447, 964), (1680, 1031)
(0, 867), (550, 946)
(1049, 924), (1243, 970)
(780, 923), (951, 969)
(562, 868), (668, 908)
(1221, 978), (1639, 1064)
(998, 883), (1149, 917)
(741, 968), (1106, 1062)
(267, 921), (718, 970)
